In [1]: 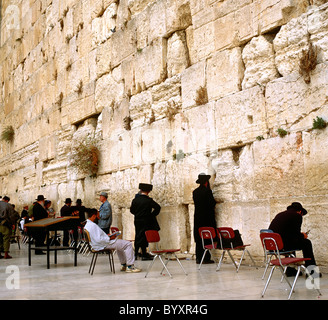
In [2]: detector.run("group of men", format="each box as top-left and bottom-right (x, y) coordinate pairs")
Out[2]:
(193, 172), (320, 277)
(0, 173), (321, 277)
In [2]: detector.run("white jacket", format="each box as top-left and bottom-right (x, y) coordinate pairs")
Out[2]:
(84, 219), (116, 251)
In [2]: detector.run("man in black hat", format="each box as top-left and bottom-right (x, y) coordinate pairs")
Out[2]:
(61, 198), (73, 246)
(130, 183), (161, 260)
(269, 202), (319, 276)
(32, 195), (48, 254)
(193, 173), (217, 264)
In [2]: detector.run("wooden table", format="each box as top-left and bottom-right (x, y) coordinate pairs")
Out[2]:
(24, 217), (79, 269)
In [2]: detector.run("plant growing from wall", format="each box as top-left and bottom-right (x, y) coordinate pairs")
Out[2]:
(299, 42), (317, 84)
(312, 116), (327, 130)
(277, 128), (288, 138)
(70, 137), (100, 176)
(1, 125), (15, 143)
(195, 86), (208, 105)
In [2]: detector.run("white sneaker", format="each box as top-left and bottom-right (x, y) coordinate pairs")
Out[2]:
(125, 265), (141, 273)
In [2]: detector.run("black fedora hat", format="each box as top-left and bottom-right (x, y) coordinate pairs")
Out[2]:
(65, 198), (72, 204)
(289, 202), (308, 216)
(36, 195), (46, 201)
(196, 173), (211, 184)
(139, 183), (153, 192)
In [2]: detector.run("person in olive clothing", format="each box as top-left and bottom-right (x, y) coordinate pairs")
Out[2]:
(130, 183), (161, 260)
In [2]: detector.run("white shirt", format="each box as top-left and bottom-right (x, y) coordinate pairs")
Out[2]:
(84, 219), (116, 251)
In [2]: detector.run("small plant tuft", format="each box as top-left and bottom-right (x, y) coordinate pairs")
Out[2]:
(1, 125), (15, 143)
(277, 128), (288, 138)
(123, 116), (132, 131)
(299, 42), (317, 84)
(195, 86), (208, 106)
(70, 137), (100, 176)
(256, 135), (264, 141)
(312, 116), (327, 130)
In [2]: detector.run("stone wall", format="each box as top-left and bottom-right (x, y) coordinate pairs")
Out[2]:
(1, 0), (328, 269)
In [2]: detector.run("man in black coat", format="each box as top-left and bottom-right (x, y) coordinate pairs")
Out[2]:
(269, 202), (318, 275)
(130, 183), (161, 260)
(193, 173), (217, 264)
(32, 195), (48, 254)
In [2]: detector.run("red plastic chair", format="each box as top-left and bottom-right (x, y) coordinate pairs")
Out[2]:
(260, 229), (300, 280)
(144, 230), (187, 278)
(260, 232), (321, 299)
(198, 227), (218, 270)
(216, 227), (255, 272)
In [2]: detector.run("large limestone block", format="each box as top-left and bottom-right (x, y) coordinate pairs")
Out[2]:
(165, 0), (192, 36)
(110, 19), (137, 68)
(174, 102), (216, 155)
(254, 0), (309, 34)
(134, 37), (167, 90)
(181, 60), (206, 109)
(213, 11), (239, 51)
(206, 47), (244, 102)
(273, 14), (309, 77)
(185, 22), (215, 64)
(252, 133), (305, 199)
(129, 90), (153, 128)
(242, 35), (280, 89)
(128, 0), (157, 16)
(304, 129), (328, 196)
(308, 4), (328, 63)
(156, 205), (190, 252)
(212, 145), (255, 203)
(265, 64), (328, 132)
(214, 86), (267, 149)
(95, 72), (125, 113)
(167, 31), (190, 78)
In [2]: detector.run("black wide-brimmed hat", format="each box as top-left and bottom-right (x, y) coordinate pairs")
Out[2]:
(196, 173), (211, 184)
(139, 183), (153, 192)
(65, 198), (72, 204)
(288, 202), (308, 216)
(36, 195), (46, 201)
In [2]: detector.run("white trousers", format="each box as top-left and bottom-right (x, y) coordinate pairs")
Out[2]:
(104, 239), (135, 266)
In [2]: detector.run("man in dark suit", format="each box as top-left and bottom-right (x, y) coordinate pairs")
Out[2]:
(269, 202), (319, 276)
(32, 195), (48, 254)
(130, 183), (161, 260)
(60, 198), (73, 246)
(193, 173), (217, 264)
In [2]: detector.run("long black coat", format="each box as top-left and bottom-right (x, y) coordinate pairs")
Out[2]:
(130, 193), (161, 247)
(193, 185), (217, 240)
(269, 208), (304, 250)
(32, 202), (48, 221)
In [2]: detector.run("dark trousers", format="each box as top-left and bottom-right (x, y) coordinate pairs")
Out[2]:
(286, 238), (316, 267)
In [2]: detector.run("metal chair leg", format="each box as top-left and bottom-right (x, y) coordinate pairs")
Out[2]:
(262, 265), (275, 297)
(198, 249), (208, 270)
(145, 255), (158, 278)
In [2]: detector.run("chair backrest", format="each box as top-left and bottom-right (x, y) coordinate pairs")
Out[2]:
(198, 227), (216, 240)
(217, 227), (234, 239)
(260, 232), (284, 252)
(260, 229), (273, 234)
(145, 230), (160, 243)
(84, 229), (91, 244)
(111, 226), (119, 233)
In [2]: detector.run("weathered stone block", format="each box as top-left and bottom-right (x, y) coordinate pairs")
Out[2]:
(206, 47), (244, 102)
(134, 37), (167, 90)
(181, 60), (206, 109)
(242, 35), (280, 89)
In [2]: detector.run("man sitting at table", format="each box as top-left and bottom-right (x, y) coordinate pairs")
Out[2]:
(84, 210), (141, 273)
